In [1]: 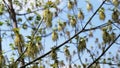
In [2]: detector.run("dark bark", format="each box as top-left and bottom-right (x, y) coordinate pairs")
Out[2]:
(3, 0), (25, 67)
(0, 29), (2, 55)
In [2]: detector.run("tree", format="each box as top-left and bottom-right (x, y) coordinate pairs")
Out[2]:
(0, 0), (120, 68)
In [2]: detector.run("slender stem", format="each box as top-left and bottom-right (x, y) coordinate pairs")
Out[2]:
(20, 0), (107, 67)
(87, 34), (120, 68)
(3, 0), (25, 67)
(0, 29), (2, 55)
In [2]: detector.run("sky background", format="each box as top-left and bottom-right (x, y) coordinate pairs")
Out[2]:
(0, 0), (120, 68)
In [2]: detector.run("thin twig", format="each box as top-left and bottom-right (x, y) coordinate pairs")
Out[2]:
(15, 18), (43, 63)
(20, 0), (107, 67)
(87, 34), (120, 68)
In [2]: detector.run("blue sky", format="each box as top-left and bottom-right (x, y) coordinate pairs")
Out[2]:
(0, 0), (120, 68)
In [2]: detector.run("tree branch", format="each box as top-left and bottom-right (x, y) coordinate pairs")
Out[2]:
(97, 61), (120, 66)
(15, 18), (43, 63)
(87, 34), (120, 68)
(3, 0), (25, 67)
(0, 29), (2, 55)
(20, 0), (107, 67)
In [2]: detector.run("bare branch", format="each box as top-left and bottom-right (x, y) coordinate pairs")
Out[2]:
(87, 34), (120, 68)
(20, 0), (107, 67)
(15, 18), (43, 63)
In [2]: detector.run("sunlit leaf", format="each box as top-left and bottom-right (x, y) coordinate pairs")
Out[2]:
(43, 8), (53, 27)
(102, 30), (111, 44)
(0, 55), (5, 67)
(27, 8), (31, 13)
(86, 2), (93, 11)
(78, 37), (86, 53)
(26, 36), (32, 40)
(52, 31), (58, 41)
(112, 10), (119, 22)
(0, 21), (3, 26)
(99, 8), (106, 20)
(22, 23), (28, 29)
(78, 9), (84, 20)
(67, 1), (73, 10)
(112, 0), (119, 7)
(64, 46), (70, 57)
(0, 4), (4, 15)
(17, 18), (22, 22)
(35, 35), (42, 42)
(13, 28), (20, 34)
(70, 17), (76, 27)
(50, 49), (57, 60)
(26, 42), (40, 58)
(9, 43), (15, 50)
(28, 16), (33, 21)
(36, 15), (41, 21)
